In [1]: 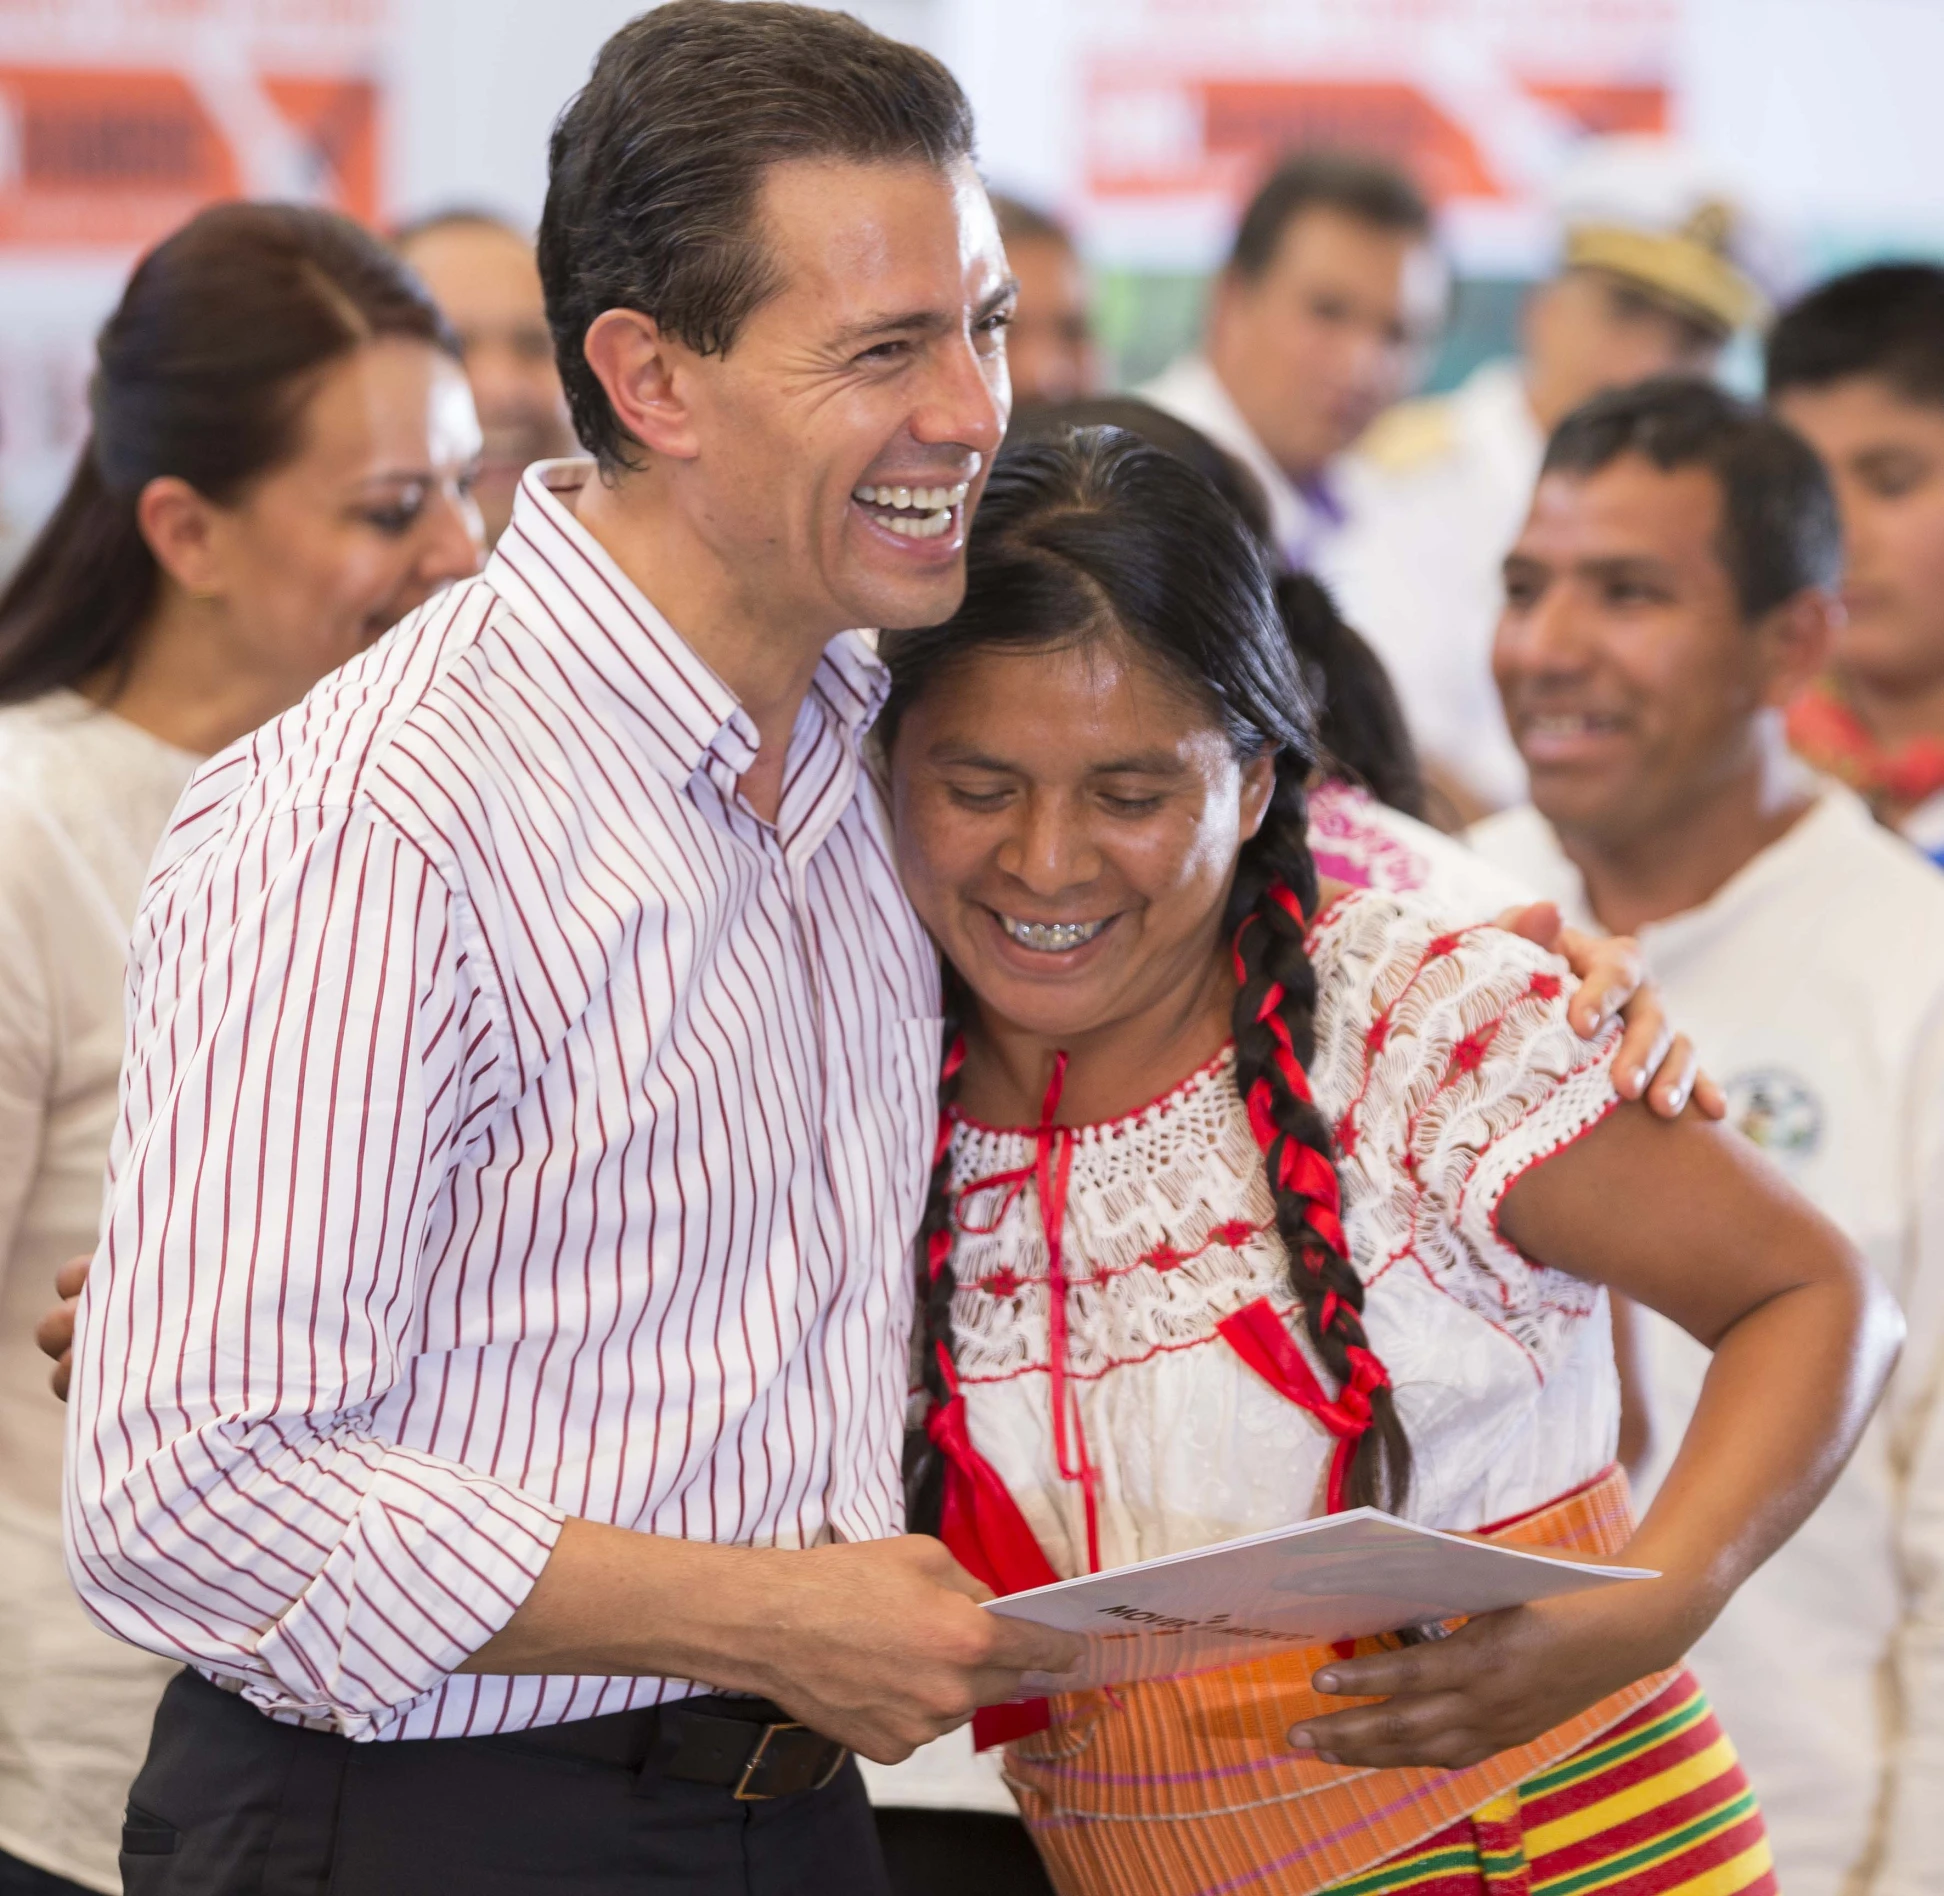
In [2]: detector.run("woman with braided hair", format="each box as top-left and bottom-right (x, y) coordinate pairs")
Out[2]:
(873, 427), (1894, 1896)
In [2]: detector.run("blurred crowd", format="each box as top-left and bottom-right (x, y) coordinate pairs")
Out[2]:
(1, 30), (1943, 1896)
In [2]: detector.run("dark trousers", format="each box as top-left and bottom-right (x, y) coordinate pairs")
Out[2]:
(121, 1671), (891, 1896)
(873, 1808), (1057, 1896)
(0, 1848), (96, 1896)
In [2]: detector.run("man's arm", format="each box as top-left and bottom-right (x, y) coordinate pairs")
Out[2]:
(66, 799), (1073, 1752)
(457, 1519), (1077, 1761)
(66, 803), (562, 1735)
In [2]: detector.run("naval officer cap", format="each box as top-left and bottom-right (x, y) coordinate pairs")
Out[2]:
(1551, 136), (1769, 338)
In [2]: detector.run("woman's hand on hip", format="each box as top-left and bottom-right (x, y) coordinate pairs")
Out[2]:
(1285, 1578), (1697, 1770)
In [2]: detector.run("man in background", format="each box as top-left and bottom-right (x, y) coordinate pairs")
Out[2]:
(1770, 264), (1944, 867)
(1470, 377), (1944, 1896)
(990, 192), (1097, 405)
(1142, 150), (1444, 574)
(393, 209), (579, 545)
(1328, 140), (1764, 821)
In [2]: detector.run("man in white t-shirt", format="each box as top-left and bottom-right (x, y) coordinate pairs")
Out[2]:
(1470, 375), (1944, 1896)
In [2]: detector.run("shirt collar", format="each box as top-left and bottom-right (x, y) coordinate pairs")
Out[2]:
(485, 459), (891, 785)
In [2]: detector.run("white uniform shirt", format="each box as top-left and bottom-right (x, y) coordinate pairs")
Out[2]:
(1470, 788), (1944, 1896)
(1140, 354), (1347, 574)
(0, 691), (193, 1893)
(1321, 360), (1541, 813)
(66, 461), (942, 1744)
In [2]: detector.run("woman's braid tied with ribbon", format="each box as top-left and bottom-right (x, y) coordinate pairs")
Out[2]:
(1225, 752), (1410, 1514)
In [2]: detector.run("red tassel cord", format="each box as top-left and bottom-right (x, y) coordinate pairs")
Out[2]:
(1226, 885), (1391, 1512)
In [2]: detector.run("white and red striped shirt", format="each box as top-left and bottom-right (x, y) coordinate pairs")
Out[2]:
(64, 461), (942, 1742)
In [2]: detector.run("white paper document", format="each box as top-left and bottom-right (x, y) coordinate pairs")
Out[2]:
(985, 1508), (1652, 1692)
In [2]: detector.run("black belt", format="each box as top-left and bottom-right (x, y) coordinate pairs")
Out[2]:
(487, 1693), (850, 1801)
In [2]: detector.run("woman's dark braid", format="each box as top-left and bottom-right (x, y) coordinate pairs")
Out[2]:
(903, 971), (968, 1536)
(1228, 756), (1412, 1513)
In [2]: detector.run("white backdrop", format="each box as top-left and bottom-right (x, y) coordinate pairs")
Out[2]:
(3, 0), (1942, 556)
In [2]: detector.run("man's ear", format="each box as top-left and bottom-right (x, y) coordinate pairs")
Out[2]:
(581, 309), (701, 461)
(135, 476), (225, 601)
(1755, 585), (1839, 709)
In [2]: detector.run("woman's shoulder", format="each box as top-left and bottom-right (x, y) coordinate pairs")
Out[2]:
(1309, 883), (1565, 999)
(1309, 887), (1618, 1162)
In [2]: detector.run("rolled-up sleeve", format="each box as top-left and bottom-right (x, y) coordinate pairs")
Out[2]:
(64, 799), (563, 1738)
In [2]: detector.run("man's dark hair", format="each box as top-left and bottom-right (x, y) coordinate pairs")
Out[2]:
(1228, 150), (1430, 281)
(540, 0), (975, 468)
(1766, 263), (1944, 409)
(1542, 376), (1841, 621)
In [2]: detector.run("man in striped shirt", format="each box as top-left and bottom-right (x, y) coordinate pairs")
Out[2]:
(62, 6), (1077, 1891)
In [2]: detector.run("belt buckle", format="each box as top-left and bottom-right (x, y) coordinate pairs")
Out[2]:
(731, 1720), (848, 1801)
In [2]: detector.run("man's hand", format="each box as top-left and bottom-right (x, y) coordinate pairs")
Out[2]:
(458, 1519), (1083, 1765)
(737, 1535), (1083, 1763)
(1495, 901), (1725, 1122)
(35, 1254), (88, 1401)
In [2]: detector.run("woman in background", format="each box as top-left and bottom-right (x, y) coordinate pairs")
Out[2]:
(0, 202), (480, 1896)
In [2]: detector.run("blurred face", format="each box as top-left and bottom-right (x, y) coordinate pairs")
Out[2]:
(1003, 232), (1097, 405)
(1524, 269), (1723, 433)
(399, 219), (575, 545)
(888, 632), (1272, 1043)
(1495, 455), (1802, 844)
(202, 338), (483, 698)
(674, 156), (1011, 637)
(1775, 375), (1944, 696)
(1210, 206), (1443, 480)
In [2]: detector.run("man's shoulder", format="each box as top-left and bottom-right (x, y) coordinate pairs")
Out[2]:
(153, 577), (513, 883)
(1805, 791), (1944, 971)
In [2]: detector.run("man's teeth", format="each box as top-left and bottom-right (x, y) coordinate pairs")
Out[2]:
(1528, 713), (1617, 737)
(999, 915), (1109, 952)
(852, 481), (971, 538)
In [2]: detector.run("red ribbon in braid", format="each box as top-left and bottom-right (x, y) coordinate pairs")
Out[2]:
(1224, 882), (1392, 1513)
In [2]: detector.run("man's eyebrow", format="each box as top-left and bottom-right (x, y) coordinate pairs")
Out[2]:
(832, 278), (1019, 348)
(1575, 553), (1680, 584)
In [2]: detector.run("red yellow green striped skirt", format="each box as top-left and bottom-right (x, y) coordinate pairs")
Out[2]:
(1319, 1673), (1771, 1895)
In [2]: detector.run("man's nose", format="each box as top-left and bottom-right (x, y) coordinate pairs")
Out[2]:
(909, 330), (1007, 461)
(1504, 585), (1595, 678)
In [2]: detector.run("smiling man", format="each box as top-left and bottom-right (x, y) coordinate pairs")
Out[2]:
(59, 6), (1080, 1893)
(1469, 377), (1944, 1896)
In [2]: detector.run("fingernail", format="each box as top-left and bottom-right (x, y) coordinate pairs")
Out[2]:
(1287, 1726), (1316, 1749)
(1628, 1066), (1647, 1095)
(1313, 1670), (1340, 1693)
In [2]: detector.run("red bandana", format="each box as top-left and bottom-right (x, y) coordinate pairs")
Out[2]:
(1788, 678), (1944, 809)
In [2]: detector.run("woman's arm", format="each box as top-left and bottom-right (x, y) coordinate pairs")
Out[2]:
(1288, 1101), (1901, 1769)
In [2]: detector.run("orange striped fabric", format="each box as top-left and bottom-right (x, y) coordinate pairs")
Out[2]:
(1004, 1466), (1685, 1896)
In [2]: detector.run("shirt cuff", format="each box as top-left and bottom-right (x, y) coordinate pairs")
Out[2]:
(247, 1443), (566, 1738)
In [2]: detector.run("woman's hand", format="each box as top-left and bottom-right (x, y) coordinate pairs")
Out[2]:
(1288, 1578), (1701, 1769)
(1494, 900), (1723, 1121)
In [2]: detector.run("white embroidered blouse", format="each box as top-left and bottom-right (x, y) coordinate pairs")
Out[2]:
(948, 888), (1626, 1577)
